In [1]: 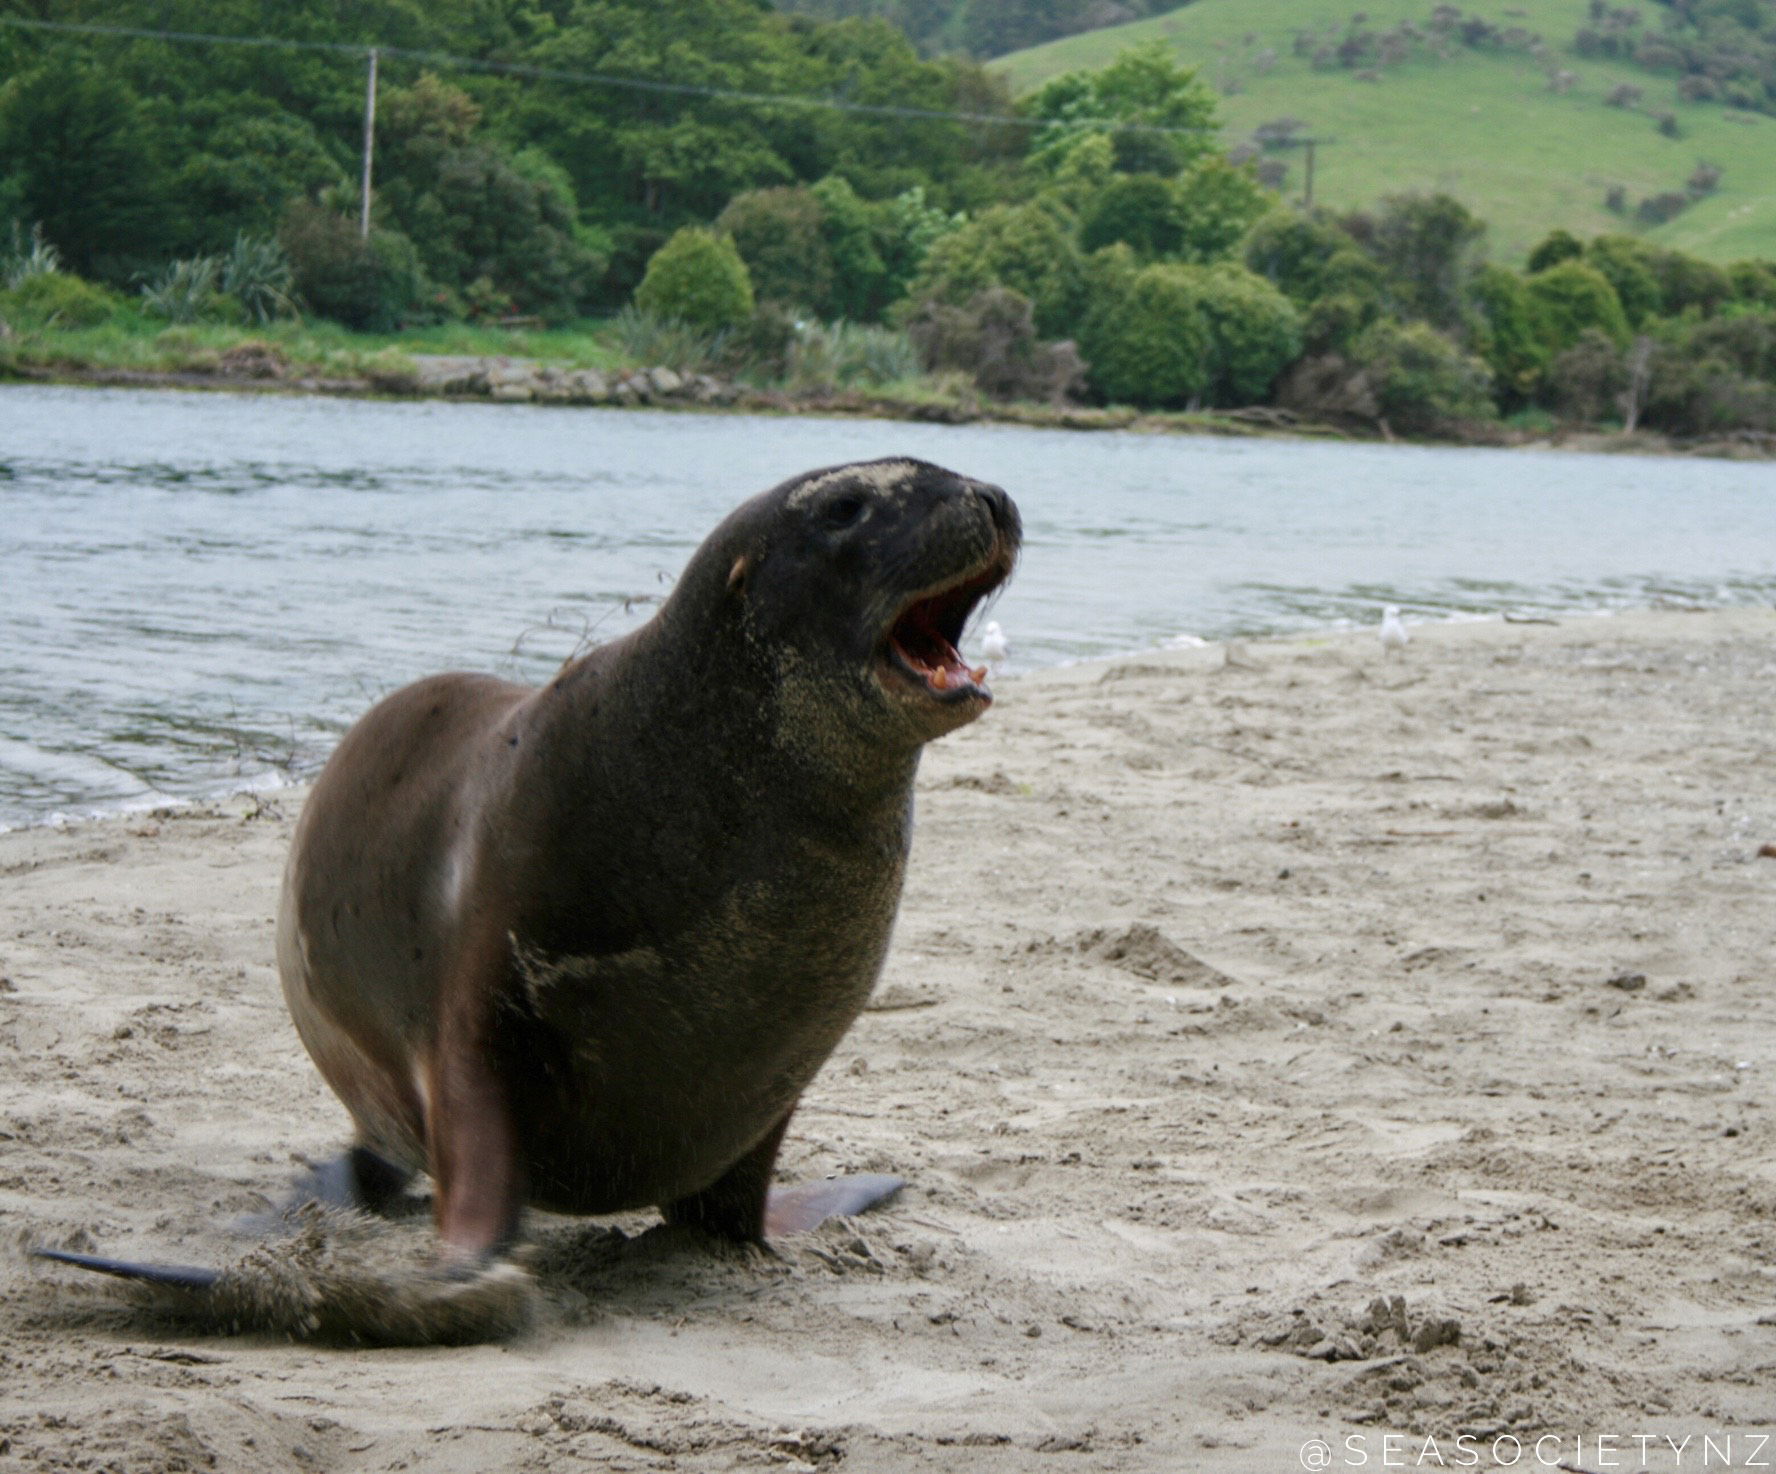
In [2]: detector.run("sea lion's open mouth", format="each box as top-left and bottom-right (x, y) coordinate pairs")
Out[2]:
(880, 551), (1011, 704)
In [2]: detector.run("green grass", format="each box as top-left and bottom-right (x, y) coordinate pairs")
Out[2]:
(994, 0), (1776, 265)
(0, 307), (632, 379)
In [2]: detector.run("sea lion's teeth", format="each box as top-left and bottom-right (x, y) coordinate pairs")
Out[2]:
(931, 668), (948, 690)
(971, 666), (988, 684)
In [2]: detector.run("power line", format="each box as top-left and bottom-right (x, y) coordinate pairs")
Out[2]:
(0, 14), (1216, 135)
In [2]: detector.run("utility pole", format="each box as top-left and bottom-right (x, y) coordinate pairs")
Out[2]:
(359, 47), (379, 240)
(1303, 138), (1316, 209)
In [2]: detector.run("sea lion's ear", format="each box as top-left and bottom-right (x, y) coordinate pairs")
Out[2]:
(726, 554), (751, 598)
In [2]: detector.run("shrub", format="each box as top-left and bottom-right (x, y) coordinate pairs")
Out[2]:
(902, 202), (1086, 339)
(782, 320), (922, 393)
(1350, 319), (1495, 432)
(1525, 260), (1630, 355)
(1675, 310), (1776, 383)
(1687, 162), (1722, 197)
(717, 303), (798, 381)
(1275, 353), (1381, 423)
(0, 269), (121, 328)
(717, 187), (832, 313)
(1189, 264), (1304, 403)
(1642, 338), (1776, 436)
(1636, 191), (1689, 225)
(140, 257), (225, 323)
(3, 221), (61, 288)
(609, 306), (726, 373)
(905, 286), (1086, 403)
(1546, 328), (1627, 421)
(1643, 248), (1733, 317)
(218, 233), (296, 324)
(634, 228), (754, 332)
(1728, 260), (1776, 310)
(1080, 262), (1214, 408)
(279, 200), (431, 331)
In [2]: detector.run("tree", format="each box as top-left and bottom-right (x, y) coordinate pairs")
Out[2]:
(373, 75), (601, 321)
(1243, 209), (1383, 307)
(717, 186), (835, 311)
(1242, 209), (1384, 352)
(1190, 264), (1304, 404)
(1079, 175), (1183, 258)
(166, 98), (347, 251)
(1584, 235), (1662, 327)
(1346, 192), (1488, 332)
(1525, 260), (1631, 355)
(634, 226), (755, 329)
(1171, 157), (1273, 264)
(1350, 319), (1496, 432)
(903, 200), (1086, 337)
(1525, 228), (1583, 274)
(1469, 264), (1550, 404)
(809, 175), (892, 320)
(1729, 258), (1776, 308)
(1025, 42), (1220, 180)
(1078, 260), (1214, 408)
(517, 0), (990, 231)
(1642, 246), (1734, 317)
(0, 52), (176, 283)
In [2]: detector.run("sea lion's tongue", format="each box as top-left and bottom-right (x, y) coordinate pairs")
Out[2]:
(889, 615), (986, 694)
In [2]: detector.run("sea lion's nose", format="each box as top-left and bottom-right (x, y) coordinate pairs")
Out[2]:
(973, 482), (1020, 542)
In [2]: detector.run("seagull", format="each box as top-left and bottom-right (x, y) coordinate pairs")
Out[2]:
(981, 619), (1010, 672)
(1379, 605), (1410, 657)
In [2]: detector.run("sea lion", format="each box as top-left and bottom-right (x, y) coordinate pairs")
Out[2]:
(39, 457), (1019, 1329)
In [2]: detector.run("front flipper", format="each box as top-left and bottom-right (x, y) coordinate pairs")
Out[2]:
(662, 1110), (906, 1242)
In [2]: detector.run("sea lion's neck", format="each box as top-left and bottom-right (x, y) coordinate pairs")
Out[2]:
(550, 613), (920, 829)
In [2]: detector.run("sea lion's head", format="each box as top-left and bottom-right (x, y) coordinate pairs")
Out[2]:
(684, 458), (1020, 760)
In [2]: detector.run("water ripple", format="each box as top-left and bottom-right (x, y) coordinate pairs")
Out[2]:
(2, 385), (1772, 826)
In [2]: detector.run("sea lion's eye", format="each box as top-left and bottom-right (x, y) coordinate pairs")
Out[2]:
(824, 494), (866, 529)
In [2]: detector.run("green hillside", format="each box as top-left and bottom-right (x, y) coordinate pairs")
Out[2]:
(995, 0), (1776, 265)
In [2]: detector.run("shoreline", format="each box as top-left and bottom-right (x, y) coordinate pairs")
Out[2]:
(1, 601), (1764, 839)
(7, 358), (1775, 462)
(5, 605), (1775, 1470)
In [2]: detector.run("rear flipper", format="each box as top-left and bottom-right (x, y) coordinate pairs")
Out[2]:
(31, 1144), (414, 1290)
(765, 1174), (905, 1236)
(30, 1248), (218, 1290)
(31, 1205), (533, 1344)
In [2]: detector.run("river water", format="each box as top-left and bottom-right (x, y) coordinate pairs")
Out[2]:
(2, 384), (1772, 827)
